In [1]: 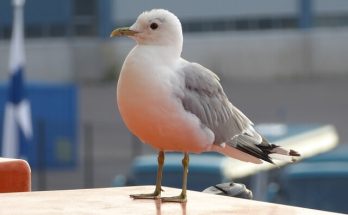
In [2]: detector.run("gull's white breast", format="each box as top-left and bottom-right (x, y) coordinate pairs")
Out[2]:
(117, 46), (214, 153)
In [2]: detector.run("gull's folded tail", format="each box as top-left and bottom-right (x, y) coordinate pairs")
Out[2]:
(213, 135), (300, 164)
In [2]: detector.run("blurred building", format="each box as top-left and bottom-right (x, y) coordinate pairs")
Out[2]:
(0, 0), (348, 189)
(0, 0), (100, 39)
(1, 0), (348, 39)
(1, 0), (348, 82)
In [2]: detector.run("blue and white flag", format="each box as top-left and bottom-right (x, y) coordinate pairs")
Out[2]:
(2, 0), (32, 158)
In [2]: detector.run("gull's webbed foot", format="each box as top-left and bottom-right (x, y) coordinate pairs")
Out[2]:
(130, 151), (165, 200)
(130, 190), (161, 200)
(161, 192), (187, 203)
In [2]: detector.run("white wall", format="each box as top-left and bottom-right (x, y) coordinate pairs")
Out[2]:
(110, 28), (348, 81)
(111, 0), (297, 24)
(110, 0), (348, 25)
(314, 0), (348, 14)
(0, 38), (105, 83)
(1, 28), (348, 83)
(0, 39), (74, 83)
(311, 28), (348, 76)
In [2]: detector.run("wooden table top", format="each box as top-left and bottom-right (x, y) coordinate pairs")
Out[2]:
(0, 186), (342, 215)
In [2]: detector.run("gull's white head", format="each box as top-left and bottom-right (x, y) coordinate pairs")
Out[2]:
(111, 9), (183, 53)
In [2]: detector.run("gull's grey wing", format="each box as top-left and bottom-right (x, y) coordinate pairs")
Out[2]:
(179, 62), (252, 144)
(179, 62), (276, 163)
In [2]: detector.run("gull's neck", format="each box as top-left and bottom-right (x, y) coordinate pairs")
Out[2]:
(133, 44), (182, 65)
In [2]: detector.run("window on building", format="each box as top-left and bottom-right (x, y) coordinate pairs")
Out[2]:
(315, 14), (348, 28)
(181, 16), (299, 33)
(72, 0), (98, 36)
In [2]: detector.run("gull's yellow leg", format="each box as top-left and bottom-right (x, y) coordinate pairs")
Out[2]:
(130, 151), (164, 199)
(162, 152), (189, 203)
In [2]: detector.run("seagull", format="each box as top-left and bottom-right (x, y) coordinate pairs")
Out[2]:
(110, 9), (300, 203)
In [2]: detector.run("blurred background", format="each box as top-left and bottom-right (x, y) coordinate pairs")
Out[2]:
(1, 0), (348, 213)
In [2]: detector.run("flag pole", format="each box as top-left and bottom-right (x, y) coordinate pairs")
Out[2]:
(2, 0), (32, 158)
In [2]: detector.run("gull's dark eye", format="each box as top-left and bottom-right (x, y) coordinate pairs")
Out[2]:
(150, 23), (158, 30)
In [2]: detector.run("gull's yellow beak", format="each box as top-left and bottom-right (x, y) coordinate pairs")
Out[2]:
(110, 27), (138, 37)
